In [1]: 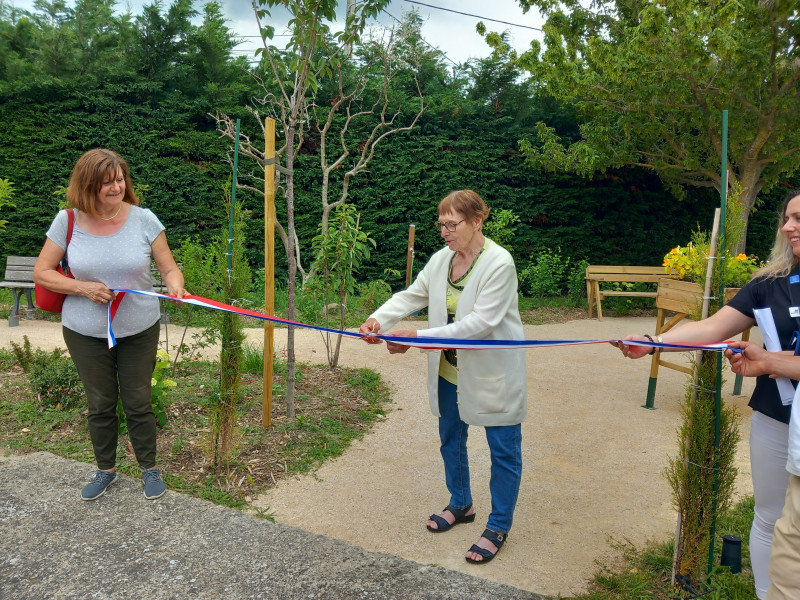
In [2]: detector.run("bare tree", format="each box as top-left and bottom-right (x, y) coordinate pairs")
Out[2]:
(214, 0), (423, 417)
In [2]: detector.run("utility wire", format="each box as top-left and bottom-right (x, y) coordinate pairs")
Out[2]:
(402, 0), (542, 31)
(380, 7), (460, 67)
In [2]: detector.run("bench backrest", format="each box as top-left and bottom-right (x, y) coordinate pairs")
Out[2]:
(585, 265), (665, 283)
(4, 256), (36, 282)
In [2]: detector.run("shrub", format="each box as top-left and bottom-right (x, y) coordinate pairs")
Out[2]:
(520, 247), (571, 297)
(10, 335), (84, 410)
(28, 354), (84, 410)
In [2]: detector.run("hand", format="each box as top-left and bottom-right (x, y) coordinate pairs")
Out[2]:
(386, 329), (416, 354)
(612, 335), (653, 359)
(167, 285), (187, 300)
(78, 281), (114, 305)
(725, 341), (772, 377)
(359, 318), (383, 344)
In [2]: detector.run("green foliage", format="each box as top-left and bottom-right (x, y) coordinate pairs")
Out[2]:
(10, 335), (84, 409)
(355, 269), (399, 315)
(568, 258), (590, 304)
(212, 189), (251, 476)
(0, 177), (13, 229)
(665, 352), (740, 586)
(150, 349), (176, 428)
(519, 247), (586, 300)
(305, 204), (375, 368)
(663, 189), (761, 292)
(483, 208), (520, 252)
(0, 0), (787, 296)
(507, 0), (800, 251)
(28, 351), (84, 410)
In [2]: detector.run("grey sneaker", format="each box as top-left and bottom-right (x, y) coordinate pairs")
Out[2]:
(142, 468), (166, 500)
(81, 470), (118, 501)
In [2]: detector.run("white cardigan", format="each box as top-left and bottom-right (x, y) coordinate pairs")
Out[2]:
(370, 239), (527, 426)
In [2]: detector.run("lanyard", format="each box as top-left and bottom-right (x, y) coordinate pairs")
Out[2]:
(787, 265), (800, 354)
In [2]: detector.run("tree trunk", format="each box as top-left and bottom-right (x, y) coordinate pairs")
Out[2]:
(731, 175), (763, 254)
(285, 121), (297, 419)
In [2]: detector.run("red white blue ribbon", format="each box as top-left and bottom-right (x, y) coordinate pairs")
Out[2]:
(106, 289), (733, 353)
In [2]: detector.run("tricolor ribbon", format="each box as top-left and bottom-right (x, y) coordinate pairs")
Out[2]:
(106, 289), (733, 353)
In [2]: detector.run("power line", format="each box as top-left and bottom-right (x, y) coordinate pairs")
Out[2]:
(380, 7), (460, 66)
(401, 0), (542, 31)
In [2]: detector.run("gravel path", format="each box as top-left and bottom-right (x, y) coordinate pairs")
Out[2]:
(1, 316), (758, 598)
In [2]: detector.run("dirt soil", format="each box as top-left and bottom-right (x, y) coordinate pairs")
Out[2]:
(0, 315), (758, 598)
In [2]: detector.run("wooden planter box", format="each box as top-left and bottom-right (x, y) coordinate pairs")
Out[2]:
(655, 278), (740, 316)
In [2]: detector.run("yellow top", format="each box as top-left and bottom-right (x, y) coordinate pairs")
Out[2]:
(438, 239), (489, 384)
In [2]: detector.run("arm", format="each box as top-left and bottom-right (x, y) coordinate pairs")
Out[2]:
(725, 341), (800, 379)
(151, 232), (186, 299)
(615, 304), (755, 359)
(33, 238), (114, 305)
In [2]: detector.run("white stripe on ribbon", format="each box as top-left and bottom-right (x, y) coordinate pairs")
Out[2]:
(105, 289), (732, 353)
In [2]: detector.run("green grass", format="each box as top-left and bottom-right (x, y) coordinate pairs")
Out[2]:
(565, 496), (756, 599)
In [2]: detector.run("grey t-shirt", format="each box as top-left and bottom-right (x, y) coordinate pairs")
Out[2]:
(46, 206), (165, 339)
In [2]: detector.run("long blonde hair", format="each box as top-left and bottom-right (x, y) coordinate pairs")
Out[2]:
(755, 188), (800, 280)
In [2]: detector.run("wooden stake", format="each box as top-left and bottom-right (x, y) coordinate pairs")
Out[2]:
(405, 224), (415, 288)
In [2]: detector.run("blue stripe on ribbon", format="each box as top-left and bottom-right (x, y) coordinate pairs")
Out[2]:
(106, 288), (732, 353)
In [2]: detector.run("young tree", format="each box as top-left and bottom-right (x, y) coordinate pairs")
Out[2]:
(214, 0), (423, 417)
(492, 0), (800, 251)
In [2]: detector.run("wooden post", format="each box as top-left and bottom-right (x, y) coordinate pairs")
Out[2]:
(263, 118), (276, 428)
(405, 224), (415, 288)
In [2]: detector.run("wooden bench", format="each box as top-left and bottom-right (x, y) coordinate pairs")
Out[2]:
(644, 277), (750, 408)
(585, 265), (665, 321)
(0, 257), (171, 327)
(0, 256), (37, 326)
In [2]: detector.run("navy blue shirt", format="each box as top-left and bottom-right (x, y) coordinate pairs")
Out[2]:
(727, 274), (799, 424)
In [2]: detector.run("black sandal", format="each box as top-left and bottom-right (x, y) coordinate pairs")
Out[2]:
(465, 528), (506, 564)
(426, 503), (476, 533)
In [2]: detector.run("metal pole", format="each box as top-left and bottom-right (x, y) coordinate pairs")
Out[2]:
(707, 109), (729, 577)
(262, 118), (276, 428)
(227, 119), (240, 284)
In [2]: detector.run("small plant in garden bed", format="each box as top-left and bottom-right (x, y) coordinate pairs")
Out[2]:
(0, 354), (391, 507)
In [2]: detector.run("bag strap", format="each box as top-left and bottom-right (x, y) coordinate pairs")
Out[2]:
(61, 209), (75, 272)
(66, 208), (75, 244)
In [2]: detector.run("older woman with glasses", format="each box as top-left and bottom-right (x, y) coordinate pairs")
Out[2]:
(359, 189), (527, 564)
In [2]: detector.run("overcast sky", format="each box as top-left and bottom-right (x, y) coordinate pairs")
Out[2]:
(7, 0), (545, 66)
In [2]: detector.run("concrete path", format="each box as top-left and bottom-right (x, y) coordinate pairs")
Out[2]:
(0, 452), (549, 600)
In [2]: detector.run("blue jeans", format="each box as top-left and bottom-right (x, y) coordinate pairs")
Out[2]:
(437, 377), (522, 533)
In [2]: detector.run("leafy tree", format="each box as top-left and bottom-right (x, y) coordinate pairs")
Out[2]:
(305, 203), (375, 369)
(131, 0), (196, 99)
(493, 0), (800, 250)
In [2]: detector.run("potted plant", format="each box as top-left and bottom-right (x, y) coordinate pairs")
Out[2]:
(660, 233), (760, 316)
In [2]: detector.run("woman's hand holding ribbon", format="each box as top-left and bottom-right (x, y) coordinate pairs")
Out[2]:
(359, 318), (383, 344)
(612, 335), (654, 359)
(385, 329), (416, 354)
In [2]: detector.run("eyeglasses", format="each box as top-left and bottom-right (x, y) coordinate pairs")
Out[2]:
(435, 219), (465, 232)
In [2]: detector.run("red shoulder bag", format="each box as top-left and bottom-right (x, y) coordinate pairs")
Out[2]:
(35, 209), (76, 313)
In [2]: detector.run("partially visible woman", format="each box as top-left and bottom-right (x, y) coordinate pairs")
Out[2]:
(34, 148), (185, 502)
(614, 188), (800, 599)
(359, 189), (527, 564)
